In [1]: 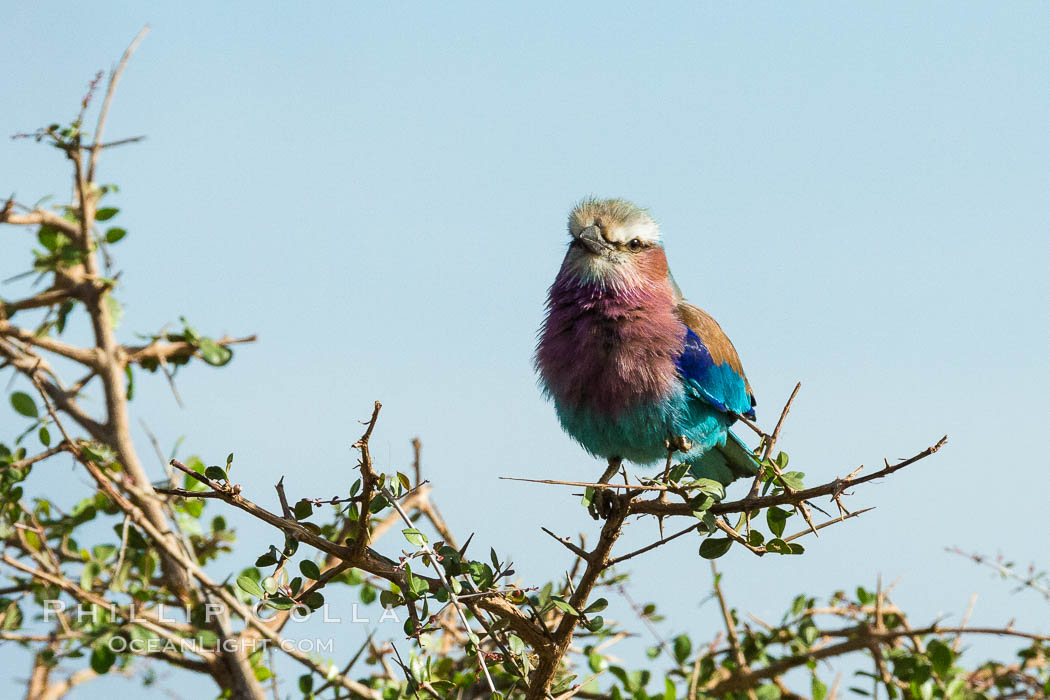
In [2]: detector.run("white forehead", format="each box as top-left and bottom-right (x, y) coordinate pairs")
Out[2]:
(605, 216), (660, 245)
(568, 198), (661, 245)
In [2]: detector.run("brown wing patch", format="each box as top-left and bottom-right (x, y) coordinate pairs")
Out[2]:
(674, 301), (751, 393)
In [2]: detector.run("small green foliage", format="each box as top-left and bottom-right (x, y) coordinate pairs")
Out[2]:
(237, 574), (265, 598)
(90, 641), (116, 674)
(197, 337), (233, 366)
(293, 499), (313, 520)
(699, 537), (733, 559)
(551, 596), (579, 616)
(672, 634), (692, 664)
(766, 506), (791, 537)
(402, 528), (427, 547)
(204, 466), (227, 482)
(10, 392), (38, 418)
(583, 598), (608, 614)
(299, 559), (321, 580)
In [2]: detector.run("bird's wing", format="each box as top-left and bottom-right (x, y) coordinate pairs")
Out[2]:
(673, 300), (757, 419)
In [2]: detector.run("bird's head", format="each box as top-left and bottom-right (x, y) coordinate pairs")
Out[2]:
(563, 198), (667, 287)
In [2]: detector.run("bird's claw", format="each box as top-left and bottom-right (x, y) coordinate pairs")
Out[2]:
(588, 487), (621, 520)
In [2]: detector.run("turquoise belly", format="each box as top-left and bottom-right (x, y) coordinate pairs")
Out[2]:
(554, 386), (731, 467)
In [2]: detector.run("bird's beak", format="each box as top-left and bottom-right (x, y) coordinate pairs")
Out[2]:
(575, 225), (611, 255)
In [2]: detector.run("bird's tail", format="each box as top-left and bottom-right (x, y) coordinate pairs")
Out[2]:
(688, 431), (759, 486)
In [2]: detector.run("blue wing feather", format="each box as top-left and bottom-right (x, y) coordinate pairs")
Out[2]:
(675, 327), (756, 420)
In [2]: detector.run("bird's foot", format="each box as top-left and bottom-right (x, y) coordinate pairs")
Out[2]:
(588, 488), (620, 520)
(588, 457), (623, 520)
(657, 435), (693, 482)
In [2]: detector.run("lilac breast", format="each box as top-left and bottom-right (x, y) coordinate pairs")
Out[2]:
(535, 273), (686, 417)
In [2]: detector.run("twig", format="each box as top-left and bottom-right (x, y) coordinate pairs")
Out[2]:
(782, 508), (875, 542)
(275, 476), (292, 518)
(541, 527), (591, 562)
(606, 521), (698, 567)
(631, 436), (948, 519)
(88, 25), (150, 183)
(953, 594), (979, 653)
(710, 562), (757, 700)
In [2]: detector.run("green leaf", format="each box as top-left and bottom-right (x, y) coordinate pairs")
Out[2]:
(262, 577), (278, 594)
(779, 471), (805, 490)
(37, 226), (67, 251)
(508, 634), (525, 656)
(691, 478), (726, 500)
(92, 544), (117, 562)
(402, 528), (427, 547)
(747, 530), (765, 547)
(368, 494), (389, 513)
(80, 561), (101, 590)
(756, 685), (781, 700)
(38, 426), (51, 447)
(673, 634), (692, 664)
(293, 500), (313, 520)
(397, 471), (411, 491)
(197, 337), (233, 366)
(299, 674), (314, 694)
(90, 642), (116, 674)
(300, 560), (321, 580)
(766, 507), (790, 537)
(550, 675), (576, 695)
(551, 596), (579, 616)
(104, 227), (126, 244)
(204, 466), (227, 482)
(583, 598), (608, 614)
(303, 591), (324, 609)
(181, 317), (200, 343)
(699, 538), (732, 559)
(407, 573), (429, 598)
(103, 295), (123, 329)
(237, 574), (265, 598)
(255, 551), (278, 567)
(124, 364), (134, 400)
(927, 639), (953, 677)
(263, 595), (295, 610)
(95, 207), (119, 221)
(812, 675), (828, 700)
(10, 392), (38, 418)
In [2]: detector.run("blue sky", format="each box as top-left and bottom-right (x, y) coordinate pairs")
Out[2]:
(2, 3), (1048, 698)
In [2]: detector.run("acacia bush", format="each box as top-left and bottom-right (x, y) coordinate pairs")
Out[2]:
(1, 32), (1046, 700)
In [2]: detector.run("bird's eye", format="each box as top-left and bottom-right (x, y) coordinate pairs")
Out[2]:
(627, 238), (644, 251)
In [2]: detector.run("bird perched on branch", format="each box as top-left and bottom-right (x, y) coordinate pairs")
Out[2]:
(535, 198), (757, 514)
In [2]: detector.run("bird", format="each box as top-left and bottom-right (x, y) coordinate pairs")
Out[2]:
(535, 198), (757, 512)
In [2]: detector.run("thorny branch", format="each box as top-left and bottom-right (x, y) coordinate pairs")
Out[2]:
(3, 26), (1044, 700)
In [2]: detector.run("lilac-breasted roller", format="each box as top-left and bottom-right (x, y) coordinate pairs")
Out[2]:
(535, 198), (758, 498)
